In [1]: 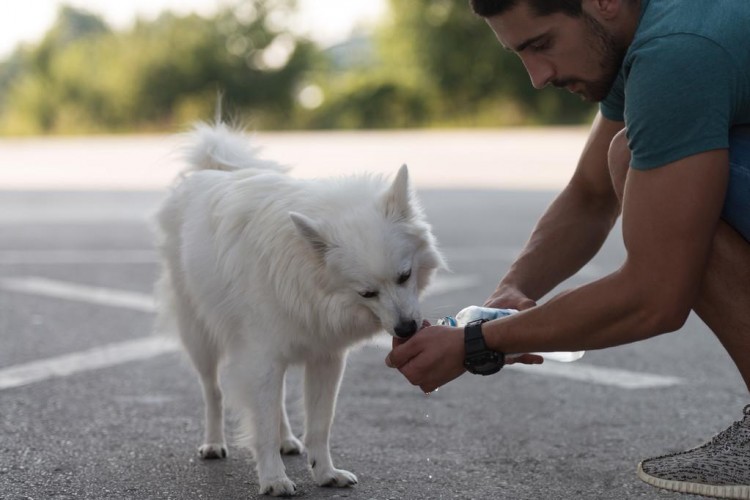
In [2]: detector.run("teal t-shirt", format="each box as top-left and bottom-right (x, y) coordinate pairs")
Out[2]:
(599, 0), (750, 170)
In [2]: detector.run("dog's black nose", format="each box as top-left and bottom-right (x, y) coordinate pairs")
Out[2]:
(394, 319), (418, 338)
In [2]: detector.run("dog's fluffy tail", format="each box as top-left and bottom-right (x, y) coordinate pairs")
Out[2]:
(182, 121), (290, 174)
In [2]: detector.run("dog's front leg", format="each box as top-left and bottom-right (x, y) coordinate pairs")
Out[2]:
(303, 353), (358, 488)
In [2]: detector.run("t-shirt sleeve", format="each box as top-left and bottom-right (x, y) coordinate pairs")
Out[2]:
(624, 35), (735, 170)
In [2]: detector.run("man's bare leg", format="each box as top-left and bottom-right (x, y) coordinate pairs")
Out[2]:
(608, 129), (750, 391)
(692, 221), (750, 391)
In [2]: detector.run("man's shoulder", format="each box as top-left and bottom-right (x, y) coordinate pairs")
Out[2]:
(631, 0), (749, 61)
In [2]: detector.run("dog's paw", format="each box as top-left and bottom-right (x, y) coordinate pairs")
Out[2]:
(198, 443), (227, 459)
(314, 467), (358, 488)
(280, 436), (304, 455)
(259, 476), (297, 497)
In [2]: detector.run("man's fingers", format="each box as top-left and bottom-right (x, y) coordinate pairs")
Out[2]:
(505, 353), (544, 365)
(385, 346), (402, 368)
(385, 339), (421, 369)
(516, 299), (537, 311)
(391, 337), (407, 349)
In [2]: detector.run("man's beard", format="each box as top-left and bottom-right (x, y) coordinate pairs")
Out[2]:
(553, 12), (627, 102)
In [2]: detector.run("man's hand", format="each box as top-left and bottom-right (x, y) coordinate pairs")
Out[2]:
(483, 286), (544, 364)
(385, 320), (543, 393)
(484, 284), (537, 311)
(385, 324), (465, 394)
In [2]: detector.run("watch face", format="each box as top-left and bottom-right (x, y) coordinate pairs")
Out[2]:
(465, 352), (503, 375)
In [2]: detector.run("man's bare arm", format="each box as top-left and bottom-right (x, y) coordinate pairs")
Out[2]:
(386, 142), (728, 394)
(484, 148), (729, 354)
(487, 112), (624, 306)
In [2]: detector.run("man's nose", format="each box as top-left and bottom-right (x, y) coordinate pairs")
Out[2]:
(521, 56), (554, 89)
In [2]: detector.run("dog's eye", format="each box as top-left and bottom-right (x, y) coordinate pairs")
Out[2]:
(397, 270), (411, 285)
(359, 290), (379, 299)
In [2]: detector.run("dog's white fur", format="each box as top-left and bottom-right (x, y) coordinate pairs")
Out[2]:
(154, 122), (444, 496)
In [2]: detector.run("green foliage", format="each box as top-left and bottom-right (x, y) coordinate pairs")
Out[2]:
(0, 1), (315, 134)
(303, 77), (430, 129)
(0, 0), (596, 134)
(376, 0), (595, 125)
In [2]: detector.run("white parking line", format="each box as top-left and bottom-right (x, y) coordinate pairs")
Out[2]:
(366, 335), (683, 389)
(0, 274), (472, 313)
(0, 247), (608, 279)
(0, 337), (180, 391)
(505, 361), (683, 389)
(423, 274), (481, 297)
(0, 275), (682, 390)
(0, 250), (158, 265)
(0, 274), (478, 390)
(0, 276), (155, 312)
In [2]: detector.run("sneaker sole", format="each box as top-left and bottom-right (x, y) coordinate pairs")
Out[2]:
(637, 461), (750, 499)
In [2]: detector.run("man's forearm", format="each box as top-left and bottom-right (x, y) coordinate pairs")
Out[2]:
(500, 182), (620, 301)
(485, 268), (666, 355)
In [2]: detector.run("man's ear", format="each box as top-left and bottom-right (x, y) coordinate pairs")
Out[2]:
(289, 212), (329, 257)
(585, 0), (622, 20)
(383, 164), (413, 221)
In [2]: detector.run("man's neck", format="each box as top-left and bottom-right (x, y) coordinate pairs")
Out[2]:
(620, 0), (644, 47)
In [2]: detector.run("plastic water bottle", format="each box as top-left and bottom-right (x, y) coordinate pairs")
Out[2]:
(437, 305), (585, 362)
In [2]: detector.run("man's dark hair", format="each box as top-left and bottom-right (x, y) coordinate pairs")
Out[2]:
(469, 0), (583, 18)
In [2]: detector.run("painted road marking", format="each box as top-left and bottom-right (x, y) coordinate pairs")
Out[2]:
(423, 274), (481, 297)
(0, 274), (477, 390)
(0, 250), (158, 265)
(444, 245), (607, 279)
(368, 333), (683, 389)
(505, 361), (683, 389)
(0, 276), (155, 312)
(0, 337), (180, 391)
(0, 247), (607, 279)
(0, 274), (473, 313)
(0, 275), (681, 390)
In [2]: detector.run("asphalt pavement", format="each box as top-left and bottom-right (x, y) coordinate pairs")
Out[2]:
(0, 132), (748, 500)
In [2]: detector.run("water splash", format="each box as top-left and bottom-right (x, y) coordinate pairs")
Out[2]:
(423, 393), (437, 481)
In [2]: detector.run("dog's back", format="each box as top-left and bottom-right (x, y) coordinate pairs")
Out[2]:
(154, 123), (293, 344)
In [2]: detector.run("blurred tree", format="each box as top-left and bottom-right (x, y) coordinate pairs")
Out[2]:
(0, 0), (597, 134)
(0, 51), (26, 111)
(32, 5), (111, 76)
(377, 0), (595, 125)
(0, 0), (316, 134)
(304, 76), (430, 129)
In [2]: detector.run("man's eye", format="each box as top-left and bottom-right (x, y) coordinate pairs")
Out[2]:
(397, 270), (412, 285)
(531, 40), (551, 52)
(359, 290), (379, 299)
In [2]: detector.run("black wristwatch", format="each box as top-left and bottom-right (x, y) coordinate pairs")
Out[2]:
(463, 319), (505, 375)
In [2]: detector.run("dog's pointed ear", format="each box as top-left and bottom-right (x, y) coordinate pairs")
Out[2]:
(289, 212), (329, 257)
(383, 164), (412, 221)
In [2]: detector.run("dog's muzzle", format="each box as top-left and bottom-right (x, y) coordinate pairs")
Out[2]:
(394, 319), (419, 338)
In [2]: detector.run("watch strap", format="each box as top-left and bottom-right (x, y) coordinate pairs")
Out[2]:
(464, 319), (490, 356)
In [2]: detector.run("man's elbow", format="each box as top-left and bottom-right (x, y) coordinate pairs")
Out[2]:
(645, 294), (694, 334)
(620, 264), (699, 336)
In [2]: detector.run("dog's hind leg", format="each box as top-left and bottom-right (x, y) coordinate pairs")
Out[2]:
(225, 350), (297, 497)
(303, 353), (358, 488)
(193, 340), (227, 460)
(280, 381), (304, 455)
(173, 296), (227, 459)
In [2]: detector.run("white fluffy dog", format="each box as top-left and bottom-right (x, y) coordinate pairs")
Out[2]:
(154, 122), (444, 496)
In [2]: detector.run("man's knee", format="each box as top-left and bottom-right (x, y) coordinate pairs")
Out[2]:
(608, 128), (630, 202)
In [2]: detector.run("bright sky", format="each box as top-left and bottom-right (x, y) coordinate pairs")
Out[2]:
(0, 0), (387, 59)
